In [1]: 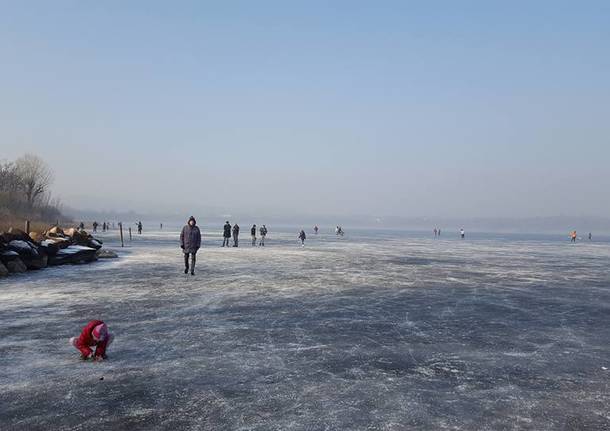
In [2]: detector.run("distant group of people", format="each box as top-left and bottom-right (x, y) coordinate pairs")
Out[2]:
(221, 221), (269, 248)
(432, 228), (463, 238)
(569, 231), (593, 243)
(90, 221), (114, 233)
(250, 224), (268, 246)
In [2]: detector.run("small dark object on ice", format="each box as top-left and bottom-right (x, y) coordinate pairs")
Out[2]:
(99, 376), (104, 381)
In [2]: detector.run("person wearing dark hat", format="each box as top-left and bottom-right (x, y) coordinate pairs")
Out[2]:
(222, 221), (232, 247)
(180, 216), (201, 275)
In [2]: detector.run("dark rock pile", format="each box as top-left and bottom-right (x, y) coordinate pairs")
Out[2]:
(0, 226), (115, 276)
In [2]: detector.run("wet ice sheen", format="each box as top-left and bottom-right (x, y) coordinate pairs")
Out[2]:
(1, 229), (609, 430)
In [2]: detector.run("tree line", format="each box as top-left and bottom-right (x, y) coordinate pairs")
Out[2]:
(0, 154), (63, 223)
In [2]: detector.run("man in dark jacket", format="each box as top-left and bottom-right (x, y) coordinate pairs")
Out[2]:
(222, 221), (232, 247)
(232, 223), (240, 247)
(180, 216), (201, 275)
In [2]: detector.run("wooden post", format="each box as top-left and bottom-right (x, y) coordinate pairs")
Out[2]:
(129, 227), (132, 241)
(25, 220), (30, 234)
(119, 222), (124, 247)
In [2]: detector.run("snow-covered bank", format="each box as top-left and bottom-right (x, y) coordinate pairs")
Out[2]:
(1, 230), (609, 430)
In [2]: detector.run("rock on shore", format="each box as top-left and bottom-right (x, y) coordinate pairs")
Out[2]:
(0, 225), (113, 276)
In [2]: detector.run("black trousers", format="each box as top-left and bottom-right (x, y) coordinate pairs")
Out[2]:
(184, 252), (196, 270)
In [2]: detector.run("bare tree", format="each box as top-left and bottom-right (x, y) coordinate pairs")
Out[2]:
(0, 161), (21, 211)
(0, 161), (20, 192)
(14, 154), (54, 207)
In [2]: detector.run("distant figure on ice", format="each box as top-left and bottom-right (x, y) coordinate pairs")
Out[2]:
(223, 221), (232, 247)
(251, 224), (257, 246)
(460, 228), (465, 239)
(160, 223), (163, 230)
(299, 230), (307, 246)
(433, 228), (437, 237)
(314, 225), (319, 234)
(232, 223), (240, 247)
(335, 226), (344, 236)
(79, 222), (85, 230)
(259, 225), (268, 246)
(438, 228), (441, 236)
(69, 320), (114, 361)
(102, 222), (106, 232)
(181, 216), (201, 275)
(92, 221), (98, 233)
(570, 230), (577, 243)
(589, 232), (592, 241)
(137, 221), (143, 234)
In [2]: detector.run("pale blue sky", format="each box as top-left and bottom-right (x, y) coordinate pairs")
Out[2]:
(1, 1), (608, 217)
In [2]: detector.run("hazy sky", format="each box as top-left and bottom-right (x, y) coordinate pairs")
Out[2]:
(1, 1), (608, 218)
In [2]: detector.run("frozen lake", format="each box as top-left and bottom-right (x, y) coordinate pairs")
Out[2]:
(1, 228), (609, 430)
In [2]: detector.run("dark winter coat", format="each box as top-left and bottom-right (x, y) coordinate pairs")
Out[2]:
(251, 226), (256, 236)
(232, 225), (240, 236)
(299, 231), (306, 240)
(75, 320), (109, 358)
(180, 217), (202, 253)
(223, 223), (232, 238)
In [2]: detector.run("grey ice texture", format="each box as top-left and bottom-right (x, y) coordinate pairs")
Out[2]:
(1, 228), (609, 430)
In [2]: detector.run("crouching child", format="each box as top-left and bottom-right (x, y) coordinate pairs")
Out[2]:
(69, 320), (114, 361)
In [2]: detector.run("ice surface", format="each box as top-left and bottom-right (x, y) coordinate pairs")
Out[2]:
(1, 229), (609, 430)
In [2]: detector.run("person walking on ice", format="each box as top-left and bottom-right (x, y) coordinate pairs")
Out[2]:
(180, 216), (201, 275)
(232, 223), (240, 247)
(69, 320), (114, 361)
(460, 228), (465, 239)
(299, 229), (306, 246)
(251, 224), (257, 246)
(222, 221), (232, 247)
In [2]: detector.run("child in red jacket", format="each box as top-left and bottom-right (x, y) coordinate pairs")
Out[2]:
(69, 320), (114, 361)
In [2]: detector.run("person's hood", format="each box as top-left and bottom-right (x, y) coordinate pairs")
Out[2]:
(188, 216), (197, 225)
(92, 323), (108, 341)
